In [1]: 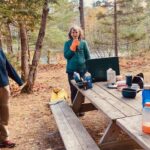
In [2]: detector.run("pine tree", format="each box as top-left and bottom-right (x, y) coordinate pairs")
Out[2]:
(85, 0), (148, 56)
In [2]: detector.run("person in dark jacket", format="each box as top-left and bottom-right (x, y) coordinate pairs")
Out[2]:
(0, 48), (23, 148)
(64, 25), (90, 103)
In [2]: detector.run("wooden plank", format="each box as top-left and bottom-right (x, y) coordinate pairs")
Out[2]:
(117, 115), (150, 150)
(93, 84), (140, 117)
(71, 80), (125, 120)
(50, 102), (83, 150)
(59, 101), (100, 150)
(51, 101), (100, 150)
(96, 82), (142, 113)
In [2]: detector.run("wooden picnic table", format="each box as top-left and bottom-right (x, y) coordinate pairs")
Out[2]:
(71, 80), (150, 150)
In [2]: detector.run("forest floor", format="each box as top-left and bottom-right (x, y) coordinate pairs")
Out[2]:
(5, 51), (150, 150)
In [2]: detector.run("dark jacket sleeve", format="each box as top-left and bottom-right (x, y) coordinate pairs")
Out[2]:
(0, 49), (23, 87)
(6, 59), (23, 86)
(0, 60), (9, 87)
(64, 41), (75, 60)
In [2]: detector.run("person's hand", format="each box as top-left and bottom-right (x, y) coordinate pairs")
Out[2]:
(70, 39), (80, 51)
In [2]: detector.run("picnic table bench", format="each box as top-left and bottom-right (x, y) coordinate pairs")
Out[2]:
(50, 100), (100, 150)
(71, 80), (150, 150)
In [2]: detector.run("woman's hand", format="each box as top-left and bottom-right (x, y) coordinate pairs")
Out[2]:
(70, 39), (80, 51)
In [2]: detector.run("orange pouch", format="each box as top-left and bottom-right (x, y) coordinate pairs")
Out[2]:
(70, 40), (79, 51)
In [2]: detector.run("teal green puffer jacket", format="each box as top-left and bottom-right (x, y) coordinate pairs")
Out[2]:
(64, 39), (90, 73)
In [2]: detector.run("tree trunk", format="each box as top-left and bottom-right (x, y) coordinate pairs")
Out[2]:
(114, 0), (118, 56)
(0, 30), (2, 49)
(27, 32), (31, 64)
(5, 22), (13, 54)
(22, 0), (49, 93)
(19, 22), (29, 81)
(79, 0), (85, 35)
(47, 50), (51, 64)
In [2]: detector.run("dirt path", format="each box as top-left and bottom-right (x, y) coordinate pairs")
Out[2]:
(6, 53), (150, 150)
(8, 65), (67, 150)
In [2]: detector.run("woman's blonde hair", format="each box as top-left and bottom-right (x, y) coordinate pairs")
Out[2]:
(68, 25), (84, 40)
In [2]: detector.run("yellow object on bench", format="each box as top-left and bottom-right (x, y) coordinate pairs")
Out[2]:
(50, 87), (68, 103)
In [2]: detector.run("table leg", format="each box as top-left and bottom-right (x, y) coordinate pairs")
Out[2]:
(99, 120), (141, 150)
(72, 91), (85, 114)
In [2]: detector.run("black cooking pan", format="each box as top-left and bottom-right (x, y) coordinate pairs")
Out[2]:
(122, 88), (141, 99)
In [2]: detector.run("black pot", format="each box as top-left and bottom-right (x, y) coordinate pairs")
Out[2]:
(122, 88), (141, 99)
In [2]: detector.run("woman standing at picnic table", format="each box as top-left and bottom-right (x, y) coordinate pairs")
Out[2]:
(64, 25), (90, 103)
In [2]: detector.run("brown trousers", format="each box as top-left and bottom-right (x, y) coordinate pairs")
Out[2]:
(0, 86), (10, 141)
